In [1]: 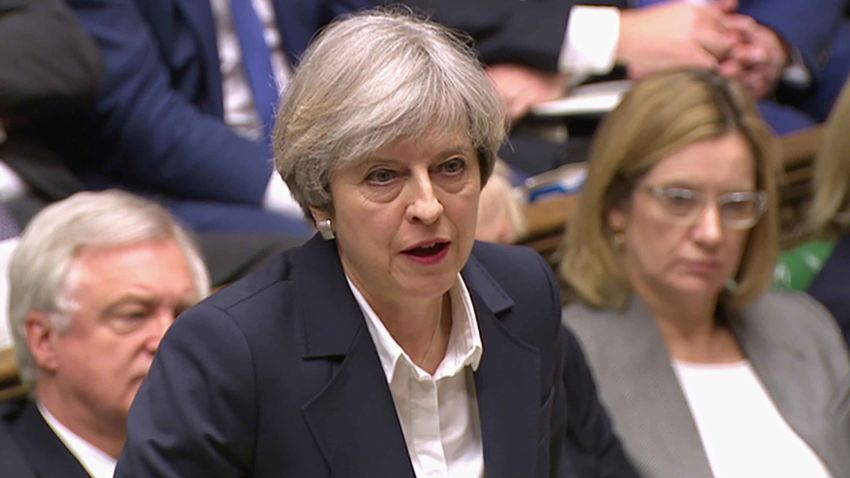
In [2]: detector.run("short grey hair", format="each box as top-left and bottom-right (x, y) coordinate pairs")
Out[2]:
(8, 190), (210, 386)
(274, 7), (507, 218)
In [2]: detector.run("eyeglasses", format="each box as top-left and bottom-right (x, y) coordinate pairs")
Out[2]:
(639, 184), (767, 229)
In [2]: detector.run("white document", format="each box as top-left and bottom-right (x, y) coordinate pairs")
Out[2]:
(532, 80), (632, 117)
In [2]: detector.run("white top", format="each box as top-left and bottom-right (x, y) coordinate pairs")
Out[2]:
(673, 360), (832, 478)
(37, 402), (116, 478)
(209, 0), (301, 216)
(348, 274), (485, 478)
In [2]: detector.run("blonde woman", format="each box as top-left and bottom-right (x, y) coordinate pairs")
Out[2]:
(799, 79), (850, 347)
(561, 70), (850, 478)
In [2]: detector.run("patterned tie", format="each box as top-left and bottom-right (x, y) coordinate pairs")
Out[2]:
(230, 0), (279, 143)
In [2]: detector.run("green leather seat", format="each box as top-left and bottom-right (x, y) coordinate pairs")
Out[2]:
(774, 240), (835, 291)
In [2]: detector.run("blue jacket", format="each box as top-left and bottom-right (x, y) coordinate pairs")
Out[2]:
(63, 0), (364, 206)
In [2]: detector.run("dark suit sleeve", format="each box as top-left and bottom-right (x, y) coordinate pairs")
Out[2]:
(561, 325), (640, 477)
(65, 0), (272, 205)
(390, 0), (571, 71)
(0, 0), (103, 119)
(739, 0), (845, 76)
(390, 0), (625, 72)
(116, 303), (257, 477)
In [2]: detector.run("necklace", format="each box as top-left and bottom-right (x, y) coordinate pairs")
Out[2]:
(419, 298), (451, 368)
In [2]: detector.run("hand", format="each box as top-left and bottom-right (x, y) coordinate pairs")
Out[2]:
(617, 2), (738, 79)
(720, 18), (788, 98)
(486, 64), (570, 121)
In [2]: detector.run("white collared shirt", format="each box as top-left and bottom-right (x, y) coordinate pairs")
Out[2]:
(347, 274), (485, 478)
(37, 402), (116, 478)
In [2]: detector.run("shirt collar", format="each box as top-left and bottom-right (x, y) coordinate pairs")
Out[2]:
(37, 402), (117, 478)
(346, 273), (483, 382)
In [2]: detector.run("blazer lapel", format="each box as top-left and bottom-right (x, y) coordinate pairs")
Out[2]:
(588, 297), (715, 478)
(7, 401), (92, 478)
(463, 256), (541, 478)
(730, 302), (850, 476)
(297, 240), (545, 477)
(296, 237), (414, 477)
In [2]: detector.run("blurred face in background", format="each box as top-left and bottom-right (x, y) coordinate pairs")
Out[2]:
(29, 239), (198, 430)
(318, 129), (481, 311)
(609, 131), (763, 304)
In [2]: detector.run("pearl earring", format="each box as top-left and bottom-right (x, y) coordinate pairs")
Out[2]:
(317, 219), (335, 240)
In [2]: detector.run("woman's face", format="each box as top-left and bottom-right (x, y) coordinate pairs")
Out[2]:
(609, 131), (758, 303)
(319, 130), (481, 308)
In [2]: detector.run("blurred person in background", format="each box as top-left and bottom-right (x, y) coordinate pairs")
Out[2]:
(58, 0), (367, 236)
(0, 190), (209, 478)
(794, 78), (850, 349)
(395, 0), (849, 174)
(561, 70), (850, 478)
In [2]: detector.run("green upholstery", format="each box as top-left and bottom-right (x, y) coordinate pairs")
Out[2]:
(774, 240), (835, 291)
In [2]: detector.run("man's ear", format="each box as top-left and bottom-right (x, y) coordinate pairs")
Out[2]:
(25, 312), (60, 374)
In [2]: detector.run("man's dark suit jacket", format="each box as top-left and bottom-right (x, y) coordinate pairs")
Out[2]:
(57, 0), (365, 233)
(115, 235), (636, 477)
(0, 398), (92, 478)
(403, 0), (843, 84)
(402, 0), (850, 166)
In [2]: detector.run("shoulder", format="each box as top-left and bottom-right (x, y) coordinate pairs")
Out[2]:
(201, 249), (298, 313)
(741, 290), (842, 340)
(163, 246), (306, 359)
(562, 300), (635, 345)
(467, 242), (564, 346)
(467, 242), (561, 314)
(471, 240), (548, 268)
(738, 290), (850, 374)
(469, 241), (556, 291)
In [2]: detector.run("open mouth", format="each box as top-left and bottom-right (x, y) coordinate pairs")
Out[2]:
(403, 241), (450, 258)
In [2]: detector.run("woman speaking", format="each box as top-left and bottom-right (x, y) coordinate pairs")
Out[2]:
(114, 8), (633, 478)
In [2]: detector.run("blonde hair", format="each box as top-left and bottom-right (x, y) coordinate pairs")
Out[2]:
(808, 79), (850, 235)
(560, 70), (780, 309)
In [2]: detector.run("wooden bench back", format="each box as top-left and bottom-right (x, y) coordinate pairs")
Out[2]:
(516, 126), (825, 264)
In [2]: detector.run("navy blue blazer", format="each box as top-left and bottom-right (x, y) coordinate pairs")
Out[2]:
(115, 236), (635, 477)
(61, 0), (364, 209)
(739, 0), (846, 82)
(0, 398), (92, 478)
